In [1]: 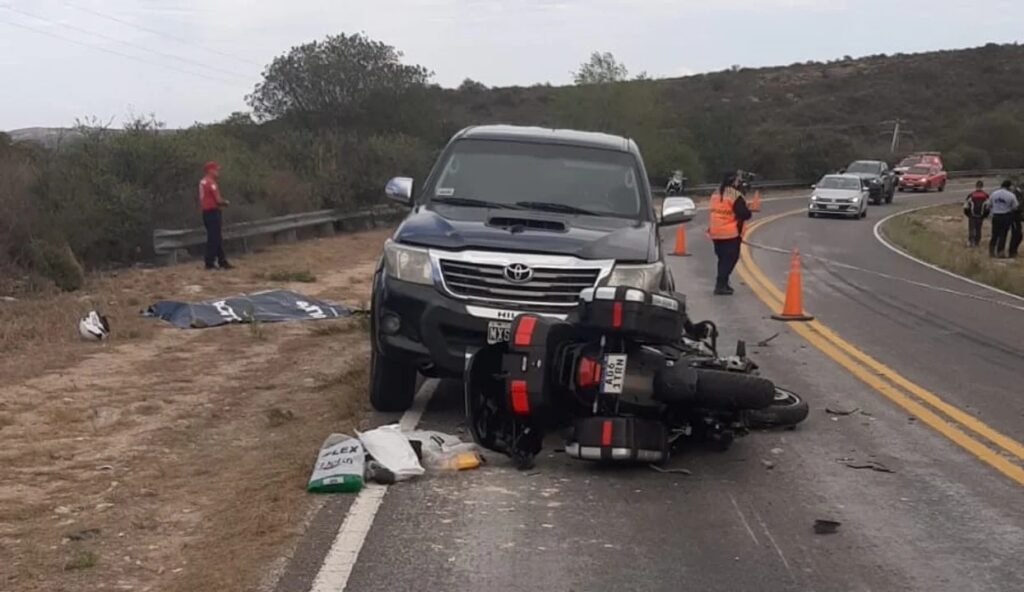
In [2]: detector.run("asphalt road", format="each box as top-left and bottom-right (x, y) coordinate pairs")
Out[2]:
(277, 187), (1024, 592)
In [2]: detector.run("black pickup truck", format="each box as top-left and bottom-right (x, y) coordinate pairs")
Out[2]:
(842, 160), (897, 204)
(368, 125), (695, 411)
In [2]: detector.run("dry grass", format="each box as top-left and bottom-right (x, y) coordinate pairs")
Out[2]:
(0, 229), (388, 592)
(261, 269), (318, 283)
(882, 203), (1024, 297)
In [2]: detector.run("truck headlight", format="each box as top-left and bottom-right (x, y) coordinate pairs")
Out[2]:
(383, 240), (433, 285)
(606, 261), (664, 291)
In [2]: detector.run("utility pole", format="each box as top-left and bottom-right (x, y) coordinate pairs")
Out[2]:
(881, 118), (914, 154)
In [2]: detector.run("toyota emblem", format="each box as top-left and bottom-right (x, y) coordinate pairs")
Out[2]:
(503, 263), (534, 284)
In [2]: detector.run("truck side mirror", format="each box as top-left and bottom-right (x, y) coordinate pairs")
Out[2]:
(660, 197), (696, 226)
(385, 177), (414, 205)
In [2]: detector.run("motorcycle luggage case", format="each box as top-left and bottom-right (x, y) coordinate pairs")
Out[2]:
(502, 314), (576, 418)
(577, 287), (683, 343)
(565, 416), (668, 463)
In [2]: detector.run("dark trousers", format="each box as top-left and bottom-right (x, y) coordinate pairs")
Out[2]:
(713, 237), (742, 288)
(1010, 217), (1023, 257)
(990, 213), (1012, 256)
(203, 209), (227, 267)
(967, 217), (984, 246)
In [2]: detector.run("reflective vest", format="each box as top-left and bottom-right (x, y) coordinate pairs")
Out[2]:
(707, 190), (740, 240)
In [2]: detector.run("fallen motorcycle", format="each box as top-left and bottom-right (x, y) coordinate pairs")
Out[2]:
(464, 287), (809, 469)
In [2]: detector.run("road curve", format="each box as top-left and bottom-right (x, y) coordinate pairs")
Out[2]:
(275, 189), (1024, 592)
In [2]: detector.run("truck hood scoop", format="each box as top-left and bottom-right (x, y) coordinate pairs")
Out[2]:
(487, 217), (567, 233)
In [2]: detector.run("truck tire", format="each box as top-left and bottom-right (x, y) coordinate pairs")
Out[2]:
(746, 388), (809, 428)
(369, 345), (418, 412)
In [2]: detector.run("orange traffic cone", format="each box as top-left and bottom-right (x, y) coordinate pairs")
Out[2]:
(772, 249), (814, 321)
(671, 225), (691, 256)
(750, 190), (762, 212)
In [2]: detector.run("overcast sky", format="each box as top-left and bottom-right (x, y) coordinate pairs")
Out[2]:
(1, 0), (1021, 129)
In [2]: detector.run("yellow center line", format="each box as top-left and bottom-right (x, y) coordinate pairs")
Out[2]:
(738, 209), (1024, 486)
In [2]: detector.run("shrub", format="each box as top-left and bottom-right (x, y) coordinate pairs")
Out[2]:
(29, 240), (85, 292)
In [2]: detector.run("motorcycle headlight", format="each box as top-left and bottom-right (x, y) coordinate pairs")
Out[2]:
(606, 261), (664, 291)
(383, 240), (433, 285)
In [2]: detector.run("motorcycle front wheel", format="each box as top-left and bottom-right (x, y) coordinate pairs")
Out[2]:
(744, 387), (809, 428)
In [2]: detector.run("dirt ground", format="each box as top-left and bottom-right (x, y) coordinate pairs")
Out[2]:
(883, 203), (1024, 297)
(0, 229), (390, 592)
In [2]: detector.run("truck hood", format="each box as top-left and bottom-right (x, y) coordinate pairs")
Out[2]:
(393, 205), (656, 262)
(814, 188), (862, 200)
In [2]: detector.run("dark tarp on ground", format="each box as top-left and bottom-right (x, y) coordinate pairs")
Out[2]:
(145, 289), (352, 329)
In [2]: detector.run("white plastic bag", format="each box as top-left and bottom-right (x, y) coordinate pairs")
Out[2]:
(357, 425), (424, 481)
(406, 430), (482, 471)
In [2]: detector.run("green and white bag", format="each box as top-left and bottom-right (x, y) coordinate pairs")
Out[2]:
(307, 433), (364, 493)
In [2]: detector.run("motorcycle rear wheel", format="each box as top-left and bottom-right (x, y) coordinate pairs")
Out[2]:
(745, 388), (809, 428)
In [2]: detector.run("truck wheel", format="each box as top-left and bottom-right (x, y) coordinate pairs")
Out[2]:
(745, 388), (810, 428)
(369, 345), (418, 412)
(939, 181), (946, 192)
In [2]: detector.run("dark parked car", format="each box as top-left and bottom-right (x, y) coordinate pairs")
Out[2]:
(368, 125), (695, 411)
(842, 160), (897, 204)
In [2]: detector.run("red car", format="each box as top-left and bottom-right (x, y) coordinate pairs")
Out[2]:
(894, 152), (944, 175)
(898, 164), (947, 192)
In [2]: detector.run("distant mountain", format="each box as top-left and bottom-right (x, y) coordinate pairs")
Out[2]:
(6, 127), (83, 148)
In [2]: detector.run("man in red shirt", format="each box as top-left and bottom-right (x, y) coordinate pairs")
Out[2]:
(963, 180), (989, 247)
(199, 161), (232, 269)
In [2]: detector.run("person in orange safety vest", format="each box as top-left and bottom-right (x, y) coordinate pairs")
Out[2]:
(707, 171), (753, 295)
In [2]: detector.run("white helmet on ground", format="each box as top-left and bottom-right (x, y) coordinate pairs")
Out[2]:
(79, 311), (110, 341)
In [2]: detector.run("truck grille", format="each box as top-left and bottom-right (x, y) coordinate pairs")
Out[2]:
(439, 260), (601, 306)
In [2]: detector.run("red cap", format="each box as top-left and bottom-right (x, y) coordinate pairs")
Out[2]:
(204, 161), (219, 173)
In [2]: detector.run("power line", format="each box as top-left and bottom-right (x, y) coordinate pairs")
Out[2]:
(0, 17), (240, 86)
(64, 1), (264, 68)
(0, 4), (251, 82)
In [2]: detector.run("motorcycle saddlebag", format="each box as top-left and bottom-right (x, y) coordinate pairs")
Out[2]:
(501, 314), (575, 418)
(577, 287), (683, 343)
(565, 416), (668, 463)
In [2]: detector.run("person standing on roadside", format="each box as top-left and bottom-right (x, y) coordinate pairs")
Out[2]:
(1008, 181), (1023, 258)
(963, 180), (989, 247)
(707, 171), (752, 295)
(199, 161), (233, 270)
(988, 180), (1019, 258)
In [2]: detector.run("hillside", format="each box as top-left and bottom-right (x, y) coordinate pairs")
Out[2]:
(3, 41), (1024, 279)
(441, 43), (1024, 181)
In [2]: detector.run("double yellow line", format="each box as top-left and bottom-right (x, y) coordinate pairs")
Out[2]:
(738, 210), (1024, 485)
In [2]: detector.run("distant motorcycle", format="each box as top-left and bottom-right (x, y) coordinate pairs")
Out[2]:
(665, 170), (688, 196)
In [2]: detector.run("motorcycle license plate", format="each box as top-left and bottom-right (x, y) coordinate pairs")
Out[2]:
(600, 354), (628, 394)
(487, 321), (512, 345)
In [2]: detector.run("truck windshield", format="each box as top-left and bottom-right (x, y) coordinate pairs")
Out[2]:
(428, 139), (643, 218)
(846, 162), (880, 174)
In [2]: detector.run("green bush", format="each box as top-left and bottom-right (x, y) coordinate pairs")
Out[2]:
(29, 239), (85, 292)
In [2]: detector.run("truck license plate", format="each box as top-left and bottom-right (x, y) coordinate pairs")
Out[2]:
(487, 321), (512, 345)
(600, 354), (628, 394)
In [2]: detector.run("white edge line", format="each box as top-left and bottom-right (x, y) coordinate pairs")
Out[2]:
(308, 379), (440, 592)
(873, 204), (1024, 305)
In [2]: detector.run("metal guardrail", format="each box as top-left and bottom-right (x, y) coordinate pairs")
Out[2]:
(153, 205), (405, 265)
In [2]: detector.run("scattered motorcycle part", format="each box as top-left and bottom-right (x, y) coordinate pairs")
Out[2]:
(79, 310), (110, 341)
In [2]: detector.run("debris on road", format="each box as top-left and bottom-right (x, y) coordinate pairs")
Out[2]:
(358, 425), (424, 481)
(406, 430), (483, 471)
(825, 406), (860, 416)
(307, 433), (365, 493)
(761, 459), (776, 470)
(813, 519), (841, 535)
(756, 332), (781, 347)
(770, 447), (784, 455)
(837, 458), (894, 473)
(648, 464), (693, 475)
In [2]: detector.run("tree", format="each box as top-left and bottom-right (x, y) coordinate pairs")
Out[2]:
(247, 33), (432, 125)
(458, 78), (488, 93)
(573, 51), (629, 85)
